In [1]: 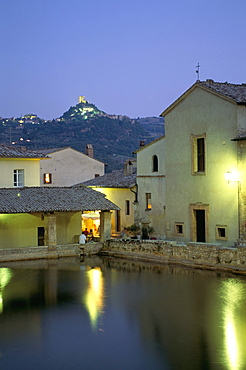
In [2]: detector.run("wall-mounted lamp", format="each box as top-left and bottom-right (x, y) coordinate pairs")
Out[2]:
(225, 171), (240, 184)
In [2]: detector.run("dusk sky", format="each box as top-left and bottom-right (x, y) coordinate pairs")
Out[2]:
(1, 0), (245, 120)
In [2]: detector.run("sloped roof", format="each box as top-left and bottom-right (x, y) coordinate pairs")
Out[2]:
(231, 133), (246, 141)
(33, 147), (71, 155)
(134, 135), (165, 153)
(0, 145), (49, 159)
(161, 80), (246, 117)
(81, 169), (137, 188)
(0, 186), (119, 213)
(33, 146), (105, 164)
(198, 80), (246, 103)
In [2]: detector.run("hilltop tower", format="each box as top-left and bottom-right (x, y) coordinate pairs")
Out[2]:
(78, 96), (87, 104)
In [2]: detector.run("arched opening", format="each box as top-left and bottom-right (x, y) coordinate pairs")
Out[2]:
(152, 155), (158, 172)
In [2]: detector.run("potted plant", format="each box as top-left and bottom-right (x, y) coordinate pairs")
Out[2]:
(126, 224), (141, 239)
(141, 225), (155, 240)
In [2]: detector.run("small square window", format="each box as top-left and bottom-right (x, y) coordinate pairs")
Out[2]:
(175, 222), (184, 236)
(44, 173), (52, 184)
(216, 225), (227, 241)
(95, 174), (100, 177)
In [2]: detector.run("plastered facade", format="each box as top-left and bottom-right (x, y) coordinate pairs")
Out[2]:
(40, 147), (104, 186)
(0, 158), (41, 187)
(136, 136), (166, 238)
(163, 86), (240, 246)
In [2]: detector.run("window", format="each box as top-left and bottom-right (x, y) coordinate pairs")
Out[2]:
(175, 222), (184, 236)
(216, 225), (227, 241)
(125, 200), (130, 215)
(13, 169), (24, 187)
(146, 193), (152, 210)
(152, 155), (158, 172)
(43, 173), (52, 184)
(191, 134), (206, 174)
(95, 174), (100, 177)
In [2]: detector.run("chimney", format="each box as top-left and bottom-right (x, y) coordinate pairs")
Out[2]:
(139, 140), (146, 147)
(85, 144), (94, 158)
(124, 160), (133, 176)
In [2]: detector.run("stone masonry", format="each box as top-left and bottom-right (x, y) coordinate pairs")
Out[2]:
(102, 239), (246, 274)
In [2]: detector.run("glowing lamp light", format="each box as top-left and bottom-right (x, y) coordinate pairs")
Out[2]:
(225, 171), (239, 183)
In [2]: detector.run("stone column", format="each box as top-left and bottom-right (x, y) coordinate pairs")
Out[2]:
(44, 212), (58, 257)
(100, 211), (112, 242)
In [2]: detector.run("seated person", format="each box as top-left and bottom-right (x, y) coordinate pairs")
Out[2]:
(87, 229), (93, 241)
(79, 231), (86, 244)
(83, 228), (89, 237)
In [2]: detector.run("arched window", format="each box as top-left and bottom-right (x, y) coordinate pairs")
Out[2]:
(152, 155), (158, 172)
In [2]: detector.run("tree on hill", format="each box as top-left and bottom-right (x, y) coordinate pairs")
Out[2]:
(0, 101), (156, 172)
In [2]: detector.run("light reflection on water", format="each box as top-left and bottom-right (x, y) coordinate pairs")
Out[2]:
(83, 267), (105, 330)
(219, 279), (246, 370)
(0, 268), (13, 313)
(0, 256), (246, 369)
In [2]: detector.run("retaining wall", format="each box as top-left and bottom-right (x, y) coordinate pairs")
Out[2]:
(102, 239), (246, 274)
(0, 242), (104, 262)
(0, 244), (80, 262)
(1, 239), (246, 275)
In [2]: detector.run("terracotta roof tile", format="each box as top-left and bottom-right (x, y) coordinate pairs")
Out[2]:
(0, 186), (119, 213)
(0, 145), (49, 159)
(81, 169), (137, 188)
(199, 80), (246, 103)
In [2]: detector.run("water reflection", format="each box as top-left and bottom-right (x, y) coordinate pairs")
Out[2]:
(220, 278), (246, 369)
(0, 257), (246, 369)
(0, 268), (13, 313)
(83, 267), (105, 329)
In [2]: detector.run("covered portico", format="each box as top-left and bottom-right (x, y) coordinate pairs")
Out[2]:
(0, 186), (119, 254)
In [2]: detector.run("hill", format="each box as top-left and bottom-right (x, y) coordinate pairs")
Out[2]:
(136, 117), (164, 138)
(0, 101), (164, 172)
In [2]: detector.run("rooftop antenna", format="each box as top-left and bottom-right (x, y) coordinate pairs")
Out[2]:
(196, 62), (200, 81)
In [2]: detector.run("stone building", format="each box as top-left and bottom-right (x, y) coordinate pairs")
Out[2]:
(82, 160), (137, 236)
(160, 79), (246, 246)
(0, 144), (49, 187)
(135, 80), (246, 246)
(0, 186), (119, 249)
(134, 136), (165, 238)
(0, 145), (119, 250)
(36, 146), (105, 186)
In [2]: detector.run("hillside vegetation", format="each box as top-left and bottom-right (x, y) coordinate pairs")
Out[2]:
(0, 101), (164, 171)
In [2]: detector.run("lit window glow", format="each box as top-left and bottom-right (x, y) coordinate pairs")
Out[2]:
(44, 173), (52, 184)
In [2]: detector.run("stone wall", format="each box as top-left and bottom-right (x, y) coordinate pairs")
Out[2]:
(102, 239), (246, 274)
(0, 242), (103, 262)
(0, 244), (80, 262)
(2, 239), (246, 275)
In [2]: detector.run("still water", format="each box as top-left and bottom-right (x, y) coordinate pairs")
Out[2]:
(0, 256), (246, 370)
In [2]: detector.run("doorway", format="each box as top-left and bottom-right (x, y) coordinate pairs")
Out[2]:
(116, 210), (121, 232)
(38, 227), (45, 246)
(195, 209), (206, 242)
(190, 204), (209, 243)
